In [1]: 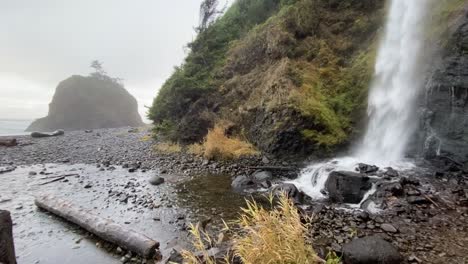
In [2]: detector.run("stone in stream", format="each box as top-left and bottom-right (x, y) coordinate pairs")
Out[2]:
(272, 183), (303, 205)
(325, 171), (372, 204)
(357, 163), (379, 174)
(383, 167), (399, 178)
(342, 236), (403, 264)
(231, 175), (254, 190)
(149, 176), (165, 186)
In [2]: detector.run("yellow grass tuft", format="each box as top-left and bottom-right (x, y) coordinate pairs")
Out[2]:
(234, 193), (323, 264)
(153, 142), (182, 154)
(182, 193), (332, 264)
(187, 143), (205, 156)
(139, 134), (153, 142)
(203, 124), (259, 160)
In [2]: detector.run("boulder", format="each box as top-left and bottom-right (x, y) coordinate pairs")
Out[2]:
(231, 175), (255, 190)
(252, 170), (272, 182)
(26, 75), (143, 132)
(272, 183), (303, 204)
(252, 170), (272, 188)
(31, 130), (65, 138)
(356, 163), (379, 174)
(149, 176), (165, 186)
(232, 171), (274, 191)
(342, 236), (403, 264)
(325, 171), (372, 203)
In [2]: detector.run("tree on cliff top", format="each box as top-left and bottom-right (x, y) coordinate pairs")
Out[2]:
(89, 60), (123, 85)
(198, 0), (226, 32)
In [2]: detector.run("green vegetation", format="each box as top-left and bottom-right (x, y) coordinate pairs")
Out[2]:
(429, 0), (467, 47)
(149, 0), (386, 154)
(148, 0), (284, 123)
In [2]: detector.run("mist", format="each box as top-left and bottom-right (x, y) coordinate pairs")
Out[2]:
(0, 0), (214, 122)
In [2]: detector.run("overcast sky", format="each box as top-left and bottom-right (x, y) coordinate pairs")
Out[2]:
(0, 0), (225, 122)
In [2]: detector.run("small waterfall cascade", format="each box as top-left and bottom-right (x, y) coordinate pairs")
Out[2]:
(294, 0), (430, 200)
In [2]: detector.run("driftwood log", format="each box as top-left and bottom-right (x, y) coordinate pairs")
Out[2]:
(31, 130), (64, 138)
(0, 210), (16, 264)
(0, 139), (17, 147)
(35, 195), (159, 258)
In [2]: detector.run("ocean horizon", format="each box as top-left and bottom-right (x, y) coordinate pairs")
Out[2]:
(0, 119), (32, 136)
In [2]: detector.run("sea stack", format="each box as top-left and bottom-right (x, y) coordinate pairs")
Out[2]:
(26, 75), (144, 132)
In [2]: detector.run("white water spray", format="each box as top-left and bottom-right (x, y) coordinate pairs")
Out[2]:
(294, 0), (430, 200)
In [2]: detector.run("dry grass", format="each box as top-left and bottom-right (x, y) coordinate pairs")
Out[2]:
(203, 124), (259, 160)
(139, 134), (153, 142)
(182, 193), (337, 264)
(153, 142), (182, 154)
(182, 222), (231, 264)
(234, 193), (323, 264)
(187, 143), (205, 156)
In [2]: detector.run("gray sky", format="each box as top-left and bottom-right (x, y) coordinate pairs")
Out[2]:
(0, 0), (219, 122)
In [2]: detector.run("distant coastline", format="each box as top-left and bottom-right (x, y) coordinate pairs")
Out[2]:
(0, 119), (32, 136)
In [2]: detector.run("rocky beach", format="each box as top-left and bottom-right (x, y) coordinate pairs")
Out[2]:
(1, 127), (467, 263)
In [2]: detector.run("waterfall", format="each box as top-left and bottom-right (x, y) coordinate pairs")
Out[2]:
(354, 0), (429, 163)
(293, 0), (430, 200)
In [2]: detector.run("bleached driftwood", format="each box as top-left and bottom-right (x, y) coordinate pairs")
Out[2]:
(35, 195), (159, 258)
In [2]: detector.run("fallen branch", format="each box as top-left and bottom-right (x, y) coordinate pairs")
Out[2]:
(38, 177), (66, 186)
(408, 186), (440, 208)
(38, 174), (79, 180)
(35, 195), (159, 258)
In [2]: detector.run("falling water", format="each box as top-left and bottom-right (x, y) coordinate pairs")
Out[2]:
(294, 0), (430, 200)
(354, 0), (429, 163)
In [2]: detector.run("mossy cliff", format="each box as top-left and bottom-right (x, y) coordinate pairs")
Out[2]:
(149, 0), (385, 157)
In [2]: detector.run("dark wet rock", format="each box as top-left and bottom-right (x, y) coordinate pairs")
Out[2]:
(149, 176), (165, 186)
(272, 183), (303, 204)
(418, 11), (468, 161)
(357, 163), (379, 174)
(407, 196), (430, 205)
(384, 167), (399, 178)
(325, 171), (372, 203)
(401, 177), (420, 186)
(342, 236), (403, 264)
(31, 130), (65, 138)
(231, 175), (254, 190)
(252, 170), (272, 182)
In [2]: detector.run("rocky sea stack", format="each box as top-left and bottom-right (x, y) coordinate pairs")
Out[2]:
(27, 73), (143, 132)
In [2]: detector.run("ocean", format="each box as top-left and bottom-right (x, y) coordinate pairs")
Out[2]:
(0, 119), (32, 136)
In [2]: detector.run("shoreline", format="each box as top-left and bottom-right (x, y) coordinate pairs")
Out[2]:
(1, 127), (467, 263)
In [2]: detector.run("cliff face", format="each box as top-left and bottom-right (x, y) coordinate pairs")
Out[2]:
(27, 75), (143, 132)
(149, 0), (385, 157)
(419, 6), (468, 161)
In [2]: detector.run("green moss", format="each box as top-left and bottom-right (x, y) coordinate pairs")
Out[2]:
(149, 0), (385, 151)
(148, 0), (285, 128)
